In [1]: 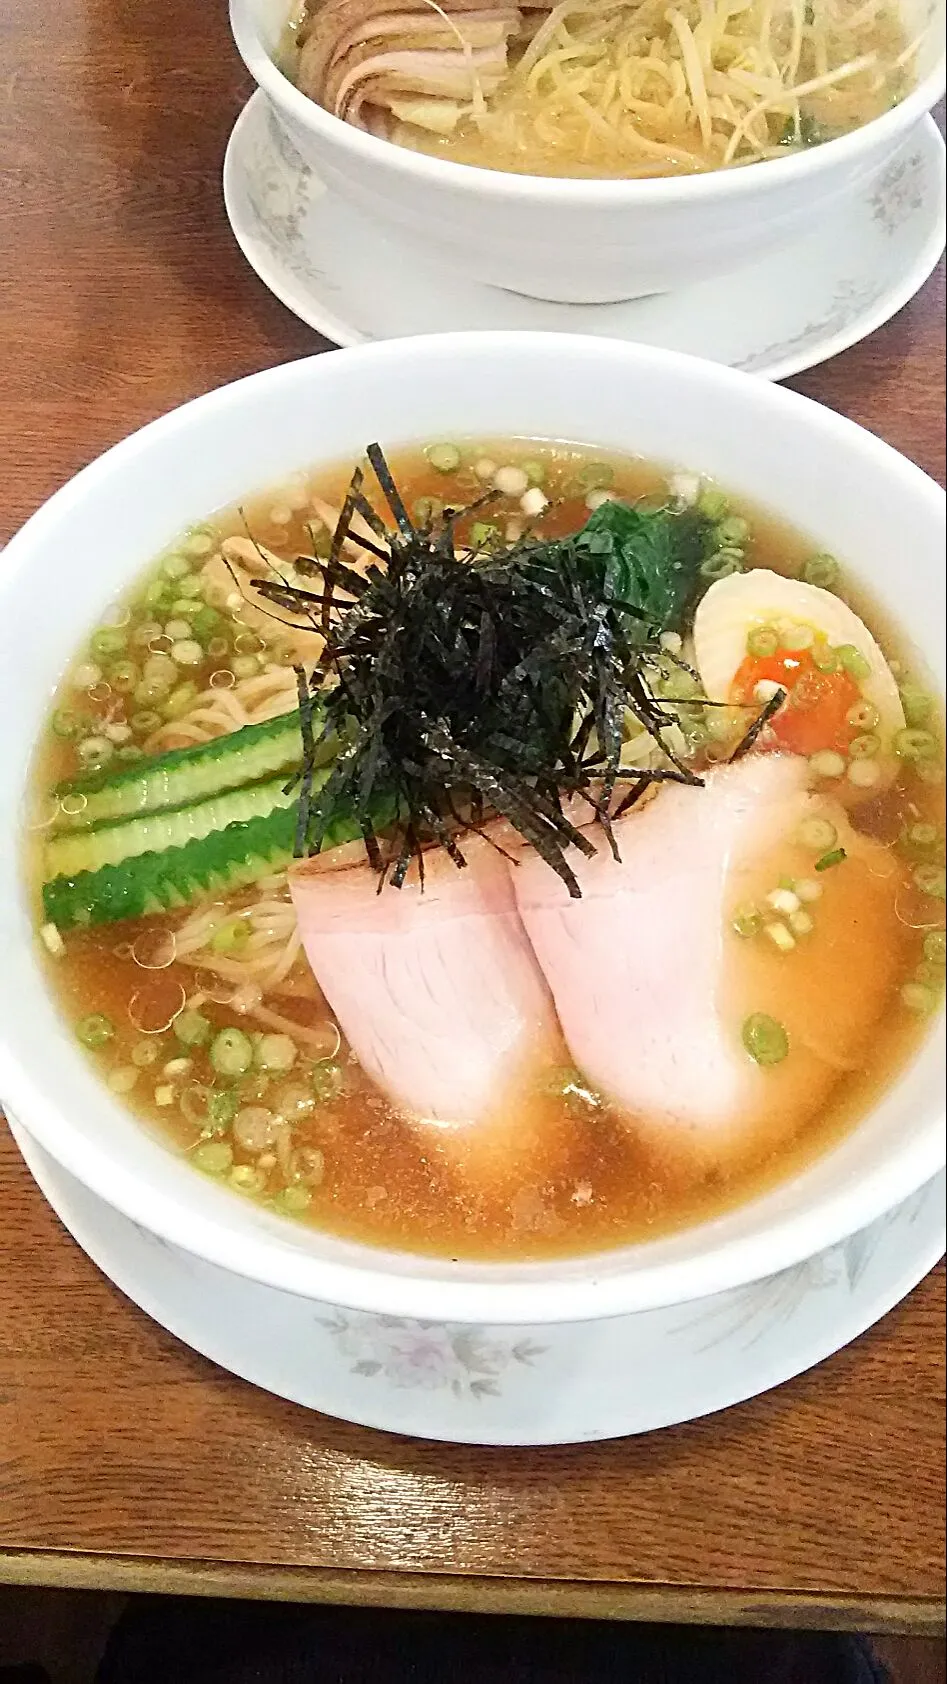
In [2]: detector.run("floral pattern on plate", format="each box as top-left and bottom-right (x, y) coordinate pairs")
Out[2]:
(223, 94), (945, 381)
(319, 1313), (546, 1397)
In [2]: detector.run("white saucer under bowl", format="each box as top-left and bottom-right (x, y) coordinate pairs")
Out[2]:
(223, 93), (945, 380)
(9, 1115), (943, 1446)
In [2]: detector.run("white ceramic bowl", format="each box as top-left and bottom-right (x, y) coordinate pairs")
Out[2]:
(230, 0), (946, 303)
(0, 333), (944, 1332)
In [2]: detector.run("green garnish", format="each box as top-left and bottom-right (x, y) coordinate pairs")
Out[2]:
(742, 1013), (790, 1066)
(815, 846), (847, 871)
(77, 1013), (115, 1050)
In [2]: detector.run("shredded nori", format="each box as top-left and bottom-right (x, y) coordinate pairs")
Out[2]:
(247, 450), (771, 896)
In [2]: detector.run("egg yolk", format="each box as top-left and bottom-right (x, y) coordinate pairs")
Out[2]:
(731, 648), (863, 756)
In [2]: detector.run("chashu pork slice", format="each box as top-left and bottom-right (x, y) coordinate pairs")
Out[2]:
(509, 754), (906, 1163)
(289, 834), (561, 1178)
(296, 0), (522, 134)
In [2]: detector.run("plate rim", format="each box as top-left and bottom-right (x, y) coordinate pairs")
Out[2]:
(221, 92), (946, 381)
(9, 1115), (944, 1446)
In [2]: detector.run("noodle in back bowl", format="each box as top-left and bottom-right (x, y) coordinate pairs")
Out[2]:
(230, 0), (945, 303)
(0, 333), (944, 1333)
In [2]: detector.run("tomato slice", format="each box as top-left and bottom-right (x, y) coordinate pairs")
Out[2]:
(731, 649), (862, 756)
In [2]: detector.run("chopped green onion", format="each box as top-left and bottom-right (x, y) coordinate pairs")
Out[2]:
(108, 660), (140, 696)
(131, 1041), (160, 1068)
(848, 759), (882, 789)
(923, 929), (946, 965)
(780, 623), (814, 652)
(424, 443), (462, 474)
(894, 727), (938, 762)
(192, 1140), (234, 1175)
(697, 488), (729, 521)
(767, 887), (801, 916)
(795, 877), (822, 903)
(797, 816), (838, 852)
(168, 599), (203, 623)
(836, 644), (871, 680)
(789, 908), (814, 937)
(276, 1185), (312, 1214)
(51, 709), (85, 740)
(742, 1013), (790, 1065)
(900, 822), (940, 856)
(145, 577), (174, 609)
(715, 514), (750, 547)
(913, 864), (946, 899)
(746, 625), (780, 659)
(207, 1088), (238, 1134)
(129, 709), (163, 736)
(229, 1164), (266, 1194)
(162, 552), (192, 581)
(77, 735), (114, 767)
(578, 461), (614, 490)
(174, 1009), (212, 1049)
(255, 1033), (298, 1073)
(810, 642), (839, 674)
(900, 982), (937, 1015)
(808, 749), (847, 780)
(210, 918), (251, 956)
(39, 923), (65, 957)
(522, 459), (546, 486)
(846, 700), (879, 731)
(700, 552), (743, 581)
(802, 553), (839, 588)
(413, 495), (443, 526)
(91, 626), (128, 660)
(899, 684), (932, 728)
(231, 656), (260, 681)
(849, 732), (880, 759)
(162, 681), (199, 718)
(469, 520), (499, 549)
(77, 1013), (115, 1050)
(815, 847), (847, 871)
(311, 1060), (344, 1103)
(108, 1066), (139, 1095)
(765, 921), (796, 952)
(732, 906), (763, 938)
(170, 639), (203, 668)
(209, 1027), (254, 1077)
(191, 606), (222, 643)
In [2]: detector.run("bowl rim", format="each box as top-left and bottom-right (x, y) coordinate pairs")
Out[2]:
(229, 0), (947, 207)
(0, 333), (944, 1326)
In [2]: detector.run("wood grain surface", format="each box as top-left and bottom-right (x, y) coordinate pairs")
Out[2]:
(0, 0), (944, 1631)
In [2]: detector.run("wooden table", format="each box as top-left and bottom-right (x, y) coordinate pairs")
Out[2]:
(0, 0), (944, 1637)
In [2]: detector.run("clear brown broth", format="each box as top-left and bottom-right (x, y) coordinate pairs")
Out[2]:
(31, 441), (945, 1260)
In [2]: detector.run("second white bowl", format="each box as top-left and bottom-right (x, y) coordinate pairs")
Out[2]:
(230, 0), (946, 303)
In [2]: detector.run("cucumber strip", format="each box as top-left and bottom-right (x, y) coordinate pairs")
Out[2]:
(42, 784), (400, 930)
(54, 709), (312, 831)
(43, 803), (303, 930)
(45, 777), (298, 881)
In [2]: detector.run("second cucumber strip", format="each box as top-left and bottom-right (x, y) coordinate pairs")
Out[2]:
(54, 708), (310, 831)
(45, 775), (301, 881)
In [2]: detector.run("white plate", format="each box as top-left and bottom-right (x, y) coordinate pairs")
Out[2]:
(9, 1115), (944, 1446)
(223, 93), (945, 381)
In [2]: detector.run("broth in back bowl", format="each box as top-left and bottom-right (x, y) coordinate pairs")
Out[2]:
(29, 438), (945, 1262)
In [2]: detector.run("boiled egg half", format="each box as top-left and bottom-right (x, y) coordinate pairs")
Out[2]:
(693, 569), (905, 795)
